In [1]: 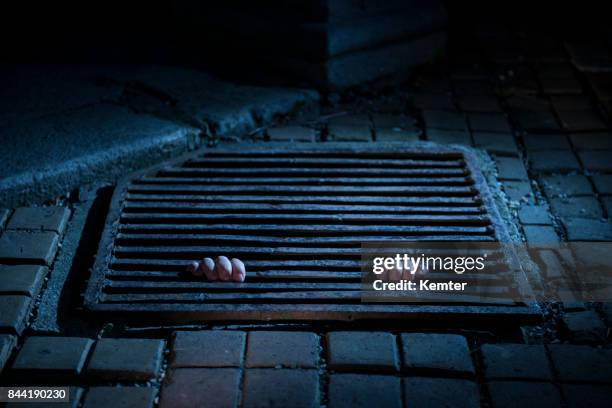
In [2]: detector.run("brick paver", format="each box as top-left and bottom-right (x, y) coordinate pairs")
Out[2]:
(375, 128), (420, 142)
(83, 387), (156, 408)
(372, 113), (415, 129)
(412, 92), (454, 110)
(457, 95), (501, 112)
(329, 114), (371, 126)
(403, 377), (480, 408)
(601, 304), (612, 326)
(328, 374), (401, 408)
(426, 129), (472, 145)
(242, 368), (319, 408)
(528, 151), (581, 172)
(245, 331), (319, 368)
(562, 384), (612, 408)
(487, 381), (562, 408)
(160, 368), (241, 408)
(495, 157), (528, 180)
(267, 126), (315, 142)
(592, 175), (612, 195)
(523, 226), (559, 244)
(570, 132), (612, 150)
(400, 333), (475, 375)
(0, 295), (32, 335)
(514, 110), (560, 131)
(7, 206), (70, 234)
(328, 124), (372, 141)
(550, 95), (593, 111)
(87, 338), (165, 380)
(502, 181), (533, 202)
(326, 332), (398, 372)
(518, 205), (552, 225)
(550, 196), (603, 220)
(536, 250), (565, 279)
(602, 197), (612, 217)
(542, 78), (583, 95)
(541, 175), (593, 197)
(569, 244), (611, 273)
(473, 132), (518, 155)
(454, 79), (494, 95)
(563, 218), (612, 241)
(523, 134), (571, 151)
(171, 330), (245, 368)
(0, 334), (16, 371)
(423, 110), (467, 130)
(547, 344), (612, 383)
(562, 311), (607, 343)
(0, 265), (47, 296)
(558, 111), (607, 131)
(12, 336), (93, 377)
(540, 62), (578, 78)
(468, 113), (512, 133)
(480, 344), (552, 380)
(579, 151), (612, 172)
(328, 114), (372, 141)
(0, 209), (9, 229)
(0, 231), (59, 266)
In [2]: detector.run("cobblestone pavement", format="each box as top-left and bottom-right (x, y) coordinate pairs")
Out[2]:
(1, 16), (612, 408)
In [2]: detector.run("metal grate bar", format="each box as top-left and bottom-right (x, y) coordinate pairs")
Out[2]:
(182, 157), (466, 167)
(123, 202), (485, 214)
(84, 145), (538, 322)
(157, 168), (469, 177)
(125, 194), (482, 205)
(135, 176), (474, 185)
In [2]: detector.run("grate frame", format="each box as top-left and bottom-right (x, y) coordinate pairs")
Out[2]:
(84, 143), (539, 322)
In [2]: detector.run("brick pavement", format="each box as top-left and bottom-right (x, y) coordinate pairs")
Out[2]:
(157, 330), (612, 407)
(4, 328), (612, 406)
(0, 13), (611, 408)
(0, 206), (69, 364)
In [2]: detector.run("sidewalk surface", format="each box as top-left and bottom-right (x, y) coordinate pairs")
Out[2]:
(0, 64), (317, 207)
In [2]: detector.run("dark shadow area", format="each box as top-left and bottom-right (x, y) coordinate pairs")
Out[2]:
(1, 1), (609, 88)
(56, 187), (115, 337)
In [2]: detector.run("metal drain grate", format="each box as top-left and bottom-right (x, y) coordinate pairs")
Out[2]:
(85, 145), (538, 321)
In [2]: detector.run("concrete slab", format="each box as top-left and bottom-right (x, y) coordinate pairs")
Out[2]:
(0, 65), (317, 206)
(109, 65), (318, 134)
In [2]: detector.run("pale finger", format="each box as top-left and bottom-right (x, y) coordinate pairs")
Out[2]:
(187, 261), (201, 277)
(230, 258), (246, 282)
(201, 257), (217, 281)
(215, 256), (232, 281)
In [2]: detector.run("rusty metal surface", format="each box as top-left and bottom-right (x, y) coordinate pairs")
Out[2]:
(84, 143), (539, 322)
